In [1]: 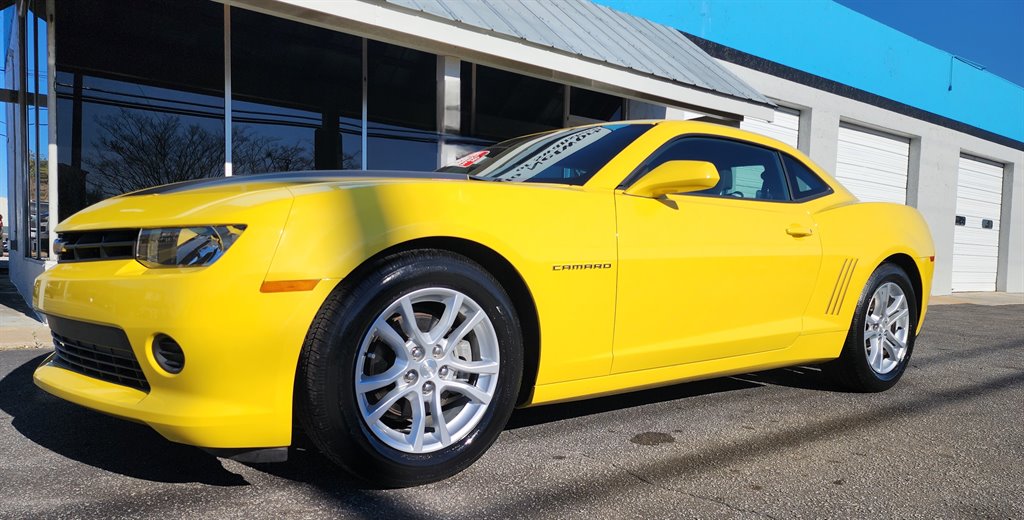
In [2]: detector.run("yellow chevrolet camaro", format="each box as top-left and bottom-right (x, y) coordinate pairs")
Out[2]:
(33, 121), (934, 486)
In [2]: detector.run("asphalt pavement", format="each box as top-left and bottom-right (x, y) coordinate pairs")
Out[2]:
(1, 303), (1022, 519)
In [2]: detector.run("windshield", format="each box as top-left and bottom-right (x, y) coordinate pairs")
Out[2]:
(438, 124), (652, 185)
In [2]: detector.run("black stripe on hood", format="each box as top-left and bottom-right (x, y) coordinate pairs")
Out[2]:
(124, 170), (470, 196)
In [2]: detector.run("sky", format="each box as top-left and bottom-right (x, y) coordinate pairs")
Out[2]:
(836, 0), (1024, 88)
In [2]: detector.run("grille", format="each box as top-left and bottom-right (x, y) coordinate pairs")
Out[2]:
(47, 315), (150, 392)
(57, 229), (139, 262)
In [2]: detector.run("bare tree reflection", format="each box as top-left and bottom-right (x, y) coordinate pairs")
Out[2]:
(84, 110), (358, 197)
(86, 111), (224, 196)
(232, 125), (313, 175)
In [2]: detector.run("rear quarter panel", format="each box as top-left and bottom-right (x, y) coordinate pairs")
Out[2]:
(805, 201), (935, 342)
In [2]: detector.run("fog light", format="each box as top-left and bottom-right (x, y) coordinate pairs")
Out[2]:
(153, 334), (185, 374)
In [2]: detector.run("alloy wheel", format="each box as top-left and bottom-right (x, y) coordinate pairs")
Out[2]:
(863, 281), (910, 375)
(354, 287), (500, 454)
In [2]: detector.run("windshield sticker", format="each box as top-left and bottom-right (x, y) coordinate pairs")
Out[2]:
(499, 127), (609, 182)
(451, 150), (490, 168)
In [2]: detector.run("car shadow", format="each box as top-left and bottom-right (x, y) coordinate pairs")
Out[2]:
(730, 364), (852, 392)
(244, 367), (838, 490)
(1, 350), (843, 491)
(0, 353), (249, 486)
(506, 374), (767, 429)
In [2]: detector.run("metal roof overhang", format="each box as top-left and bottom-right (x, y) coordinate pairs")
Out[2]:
(226, 0), (776, 122)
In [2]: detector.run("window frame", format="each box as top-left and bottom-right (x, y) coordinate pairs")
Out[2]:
(619, 133), (834, 204)
(779, 151), (834, 202)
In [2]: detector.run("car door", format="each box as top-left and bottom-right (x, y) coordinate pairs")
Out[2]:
(612, 136), (822, 373)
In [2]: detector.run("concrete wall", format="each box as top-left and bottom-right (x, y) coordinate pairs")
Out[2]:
(720, 61), (1024, 295)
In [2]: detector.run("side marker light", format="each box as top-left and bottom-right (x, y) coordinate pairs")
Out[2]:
(260, 280), (320, 293)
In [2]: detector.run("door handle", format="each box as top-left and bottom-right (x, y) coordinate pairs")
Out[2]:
(786, 225), (814, 237)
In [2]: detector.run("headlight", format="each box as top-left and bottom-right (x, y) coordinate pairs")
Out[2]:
(136, 225), (246, 268)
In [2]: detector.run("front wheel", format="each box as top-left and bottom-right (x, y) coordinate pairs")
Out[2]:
(297, 250), (523, 487)
(827, 263), (918, 392)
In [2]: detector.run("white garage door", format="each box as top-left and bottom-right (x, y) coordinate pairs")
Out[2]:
(952, 155), (1004, 292)
(740, 106), (800, 149)
(835, 123), (910, 204)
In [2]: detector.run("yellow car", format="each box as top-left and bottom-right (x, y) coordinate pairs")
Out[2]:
(33, 120), (934, 486)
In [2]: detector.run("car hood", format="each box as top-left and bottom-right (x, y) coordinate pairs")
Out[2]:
(56, 170), (468, 232)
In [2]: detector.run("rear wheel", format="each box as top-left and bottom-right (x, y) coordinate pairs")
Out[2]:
(297, 250), (522, 487)
(828, 263), (918, 392)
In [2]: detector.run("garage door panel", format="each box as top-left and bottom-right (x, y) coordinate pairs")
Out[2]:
(952, 272), (998, 292)
(835, 123), (909, 204)
(959, 180), (1002, 195)
(952, 155), (1004, 292)
(954, 267), (998, 277)
(952, 242), (999, 257)
(957, 173), (1003, 194)
(956, 225), (1001, 241)
(953, 259), (999, 276)
(837, 143), (908, 162)
(957, 183), (1002, 200)
(955, 199), (1001, 221)
(959, 158), (1004, 175)
(833, 164), (908, 188)
(836, 155), (909, 175)
(955, 227), (1001, 245)
(740, 107), (799, 149)
(838, 178), (907, 204)
(835, 133), (909, 155)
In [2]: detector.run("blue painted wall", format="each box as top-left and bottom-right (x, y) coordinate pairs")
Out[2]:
(595, 0), (1024, 143)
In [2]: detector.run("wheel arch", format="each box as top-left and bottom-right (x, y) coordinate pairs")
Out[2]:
(880, 252), (923, 322)
(300, 236), (542, 408)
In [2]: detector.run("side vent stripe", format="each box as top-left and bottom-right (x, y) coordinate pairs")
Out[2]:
(825, 259), (849, 315)
(833, 259), (858, 316)
(826, 258), (858, 316)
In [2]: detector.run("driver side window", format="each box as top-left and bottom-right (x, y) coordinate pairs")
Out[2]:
(634, 137), (790, 201)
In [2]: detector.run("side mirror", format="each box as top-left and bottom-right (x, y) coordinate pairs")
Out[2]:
(624, 160), (719, 198)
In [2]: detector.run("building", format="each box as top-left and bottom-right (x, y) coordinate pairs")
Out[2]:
(2, 0), (1021, 307)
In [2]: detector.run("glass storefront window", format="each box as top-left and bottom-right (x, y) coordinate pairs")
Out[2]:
(570, 87), (624, 122)
(461, 63), (565, 142)
(366, 40), (438, 171)
(230, 8), (362, 174)
(55, 0), (224, 219)
(27, 5), (47, 259)
(1, 2), (20, 259)
(1, 0), (50, 260)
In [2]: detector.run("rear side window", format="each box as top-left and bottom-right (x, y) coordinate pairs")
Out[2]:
(781, 154), (832, 200)
(630, 137), (791, 201)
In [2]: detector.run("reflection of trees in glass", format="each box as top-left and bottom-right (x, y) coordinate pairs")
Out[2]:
(234, 126), (310, 174)
(84, 110), (358, 197)
(86, 110), (224, 196)
(28, 152), (51, 258)
(28, 152), (49, 203)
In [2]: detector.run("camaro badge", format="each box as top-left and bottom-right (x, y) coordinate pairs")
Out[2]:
(552, 263), (613, 271)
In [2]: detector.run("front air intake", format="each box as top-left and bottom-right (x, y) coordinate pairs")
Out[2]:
(56, 229), (140, 262)
(46, 315), (150, 392)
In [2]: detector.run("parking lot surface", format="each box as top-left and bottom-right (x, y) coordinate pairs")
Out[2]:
(1, 303), (1022, 519)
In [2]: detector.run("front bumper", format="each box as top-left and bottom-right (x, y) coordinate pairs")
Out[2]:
(32, 243), (336, 449)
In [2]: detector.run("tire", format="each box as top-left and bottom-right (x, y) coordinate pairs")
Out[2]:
(827, 263), (918, 392)
(297, 250), (523, 487)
